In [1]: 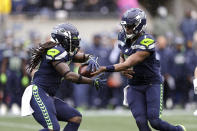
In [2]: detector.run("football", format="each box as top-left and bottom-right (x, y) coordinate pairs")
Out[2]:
(78, 64), (93, 78)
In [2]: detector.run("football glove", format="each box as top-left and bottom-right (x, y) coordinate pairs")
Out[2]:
(86, 56), (99, 72)
(92, 73), (106, 91)
(0, 73), (7, 85)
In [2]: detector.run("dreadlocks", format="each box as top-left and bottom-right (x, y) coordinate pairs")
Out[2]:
(27, 41), (58, 73)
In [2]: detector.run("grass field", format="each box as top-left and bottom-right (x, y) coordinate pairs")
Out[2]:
(0, 109), (196, 131)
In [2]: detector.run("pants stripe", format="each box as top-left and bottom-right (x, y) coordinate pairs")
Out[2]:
(159, 84), (163, 118)
(32, 85), (53, 130)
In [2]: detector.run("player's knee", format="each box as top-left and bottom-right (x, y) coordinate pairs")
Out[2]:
(68, 116), (82, 124)
(149, 118), (160, 130)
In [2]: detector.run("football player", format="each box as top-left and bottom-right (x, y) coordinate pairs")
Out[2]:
(21, 23), (105, 131)
(92, 8), (186, 131)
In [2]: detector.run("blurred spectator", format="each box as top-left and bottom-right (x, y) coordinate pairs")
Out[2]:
(179, 9), (197, 43)
(12, 0), (26, 14)
(23, 0), (40, 15)
(156, 36), (175, 109)
(0, 38), (29, 115)
(84, 34), (111, 108)
(84, 0), (100, 12)
(153, 6), (177, 38)
(184, 40), (197, 103)
(0, 31), (11, 115)
(170, 37), (187, 108)
(99, 0), (117, 14)
(106, 33), (123, 109)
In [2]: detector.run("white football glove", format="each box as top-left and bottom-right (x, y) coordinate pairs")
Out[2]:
(193, 78), (197, 94)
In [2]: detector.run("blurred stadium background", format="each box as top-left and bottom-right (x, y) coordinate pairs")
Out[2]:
(0, 0), (197, 130)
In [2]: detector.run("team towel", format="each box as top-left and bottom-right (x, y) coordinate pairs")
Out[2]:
(123, 85), (130, 106)
(21, 85), (34, 116)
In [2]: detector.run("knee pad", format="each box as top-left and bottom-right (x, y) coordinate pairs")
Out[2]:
(149, 118), (161, 130)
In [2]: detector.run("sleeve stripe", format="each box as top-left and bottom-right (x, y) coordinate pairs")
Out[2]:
(131, 45), (146, 50)
(148, 44), (155, 49)
(55, 51), (68, 60)
(46, 55), (52, 60)
(131, 43), (155, 50)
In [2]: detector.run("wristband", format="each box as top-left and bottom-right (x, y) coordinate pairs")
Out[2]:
(106, 65), (115, 72)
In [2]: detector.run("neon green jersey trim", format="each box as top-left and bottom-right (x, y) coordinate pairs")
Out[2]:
(140, 38), (154, 47)
(47, 49), (60, 58)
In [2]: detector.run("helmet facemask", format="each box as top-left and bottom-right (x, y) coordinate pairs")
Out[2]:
(121, 21), (137, 39)
(69, 36), (81, 55)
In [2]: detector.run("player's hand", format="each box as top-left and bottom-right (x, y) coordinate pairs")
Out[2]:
(86, 56), (99, 72)
(91, 66), (106, 76)
(121, 69), (135, 79)
(92, 73), (106, 90)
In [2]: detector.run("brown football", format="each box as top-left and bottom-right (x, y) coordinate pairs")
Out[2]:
(78, 64), (93, 78)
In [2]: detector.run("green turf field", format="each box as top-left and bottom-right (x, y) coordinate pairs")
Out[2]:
(0, 109), (196, 131)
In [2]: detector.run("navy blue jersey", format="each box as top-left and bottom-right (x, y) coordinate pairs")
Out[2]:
(118, 31), (162, 85)
(32, 45), (72, 96)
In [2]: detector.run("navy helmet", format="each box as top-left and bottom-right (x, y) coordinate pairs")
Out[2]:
(120, 8), (146, 39)
(51, 23), (81, 52)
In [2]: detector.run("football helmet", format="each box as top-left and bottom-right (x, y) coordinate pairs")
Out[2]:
(51, 23), (81, 53)
(120, 8), (146, 39)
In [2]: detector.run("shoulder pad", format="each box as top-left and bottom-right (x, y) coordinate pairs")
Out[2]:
(137, 34), (155, 50)
(46, 46), (68, 61)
